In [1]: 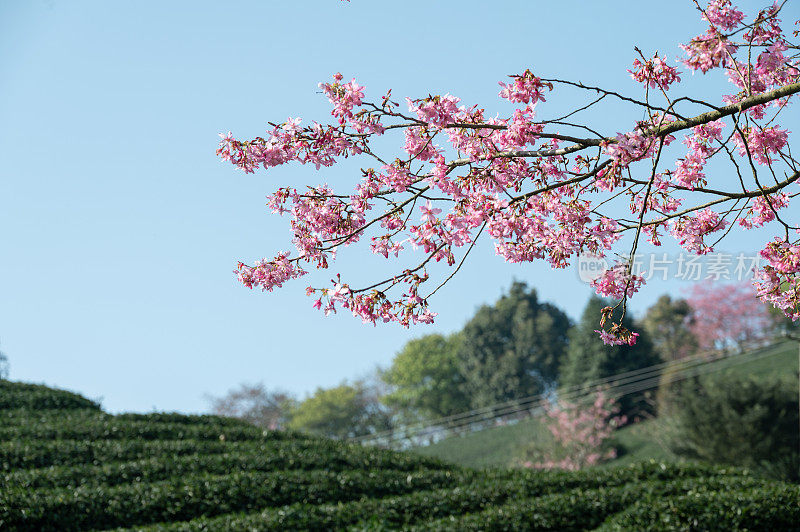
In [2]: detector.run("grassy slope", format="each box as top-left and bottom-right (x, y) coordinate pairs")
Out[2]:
(415, 341), (799, 469)
(1, 376), (797, 530)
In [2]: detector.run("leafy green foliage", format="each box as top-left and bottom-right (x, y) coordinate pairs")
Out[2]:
(1, 379), (797, 530)
(417, 341), (799, 469)
(642, 294), (697, 362)
(457, 281), (572, 408)
(666, 372), (799, 481)
(602, 484), (800, 531)
(414, 476), (792, 531)
(382, 333), (470, 420)
(287, 381), (392, 439)
(1, 469), (460, 530)
(0, 381), (100, 411)
(123, 463), (754, 531)
(4, 445), (447, 490)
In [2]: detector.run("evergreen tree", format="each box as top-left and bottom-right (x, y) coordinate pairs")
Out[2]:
(559, 296), (660, 420)
(641, 295), (699, 415)
(642, 295), (697, 361)
(667, 373), (799, 481)
(457, 282), (571, 409)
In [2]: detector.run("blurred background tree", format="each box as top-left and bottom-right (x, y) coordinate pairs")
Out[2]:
(206, 382), (295, 430)
(559, 296), (660, 421)
(0, 342), (8, 380)
(687, 282), (773, 353)
(288, 381), (393, 439)
(456, 281), (571, 409)
(381, 333), (470, 422)
(642, 295), (697, 362)
(665, 372), (799, 482)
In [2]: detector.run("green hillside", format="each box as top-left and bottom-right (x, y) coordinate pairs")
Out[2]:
(1, 379), (798, 530)
(415, 341), (799, 469)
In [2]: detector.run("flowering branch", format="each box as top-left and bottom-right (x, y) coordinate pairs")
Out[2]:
(220, 1), (800, 341)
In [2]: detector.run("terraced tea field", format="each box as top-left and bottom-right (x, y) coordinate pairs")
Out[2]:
(1, 380), (797, 530)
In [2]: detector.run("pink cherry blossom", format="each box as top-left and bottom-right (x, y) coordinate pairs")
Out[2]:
(753, 238), (800, 321)
(734, 126), (788, 165)
(219, 1), (800, 334)
(703, 0), (745, 30)
(687, 282), (774, 351)
(739, 193), (790, 228)
(680, 30), (737, 73)
(628, 54), (682, 90)
(591, 262), (645, 299)
(525, 390), (626, 471)
(498, 69), (553, 104)
(670, 208), (728, 255)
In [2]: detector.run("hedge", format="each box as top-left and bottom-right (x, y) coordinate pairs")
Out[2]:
(600, 484), (800, 531)
(0, 469), (462, 531)
(116, 464), (758, 531)
(0, 409), (257, 428)
(4, 446), (450, 489)
(0, 381), (100, 410)
(0, 439), (273, 470)
(410, 476), (784, 531)
(3, 376), (797, 531)
(0, 418), (292, 443)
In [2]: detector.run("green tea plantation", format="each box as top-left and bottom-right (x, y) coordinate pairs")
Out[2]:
(1, 381), (798, 531)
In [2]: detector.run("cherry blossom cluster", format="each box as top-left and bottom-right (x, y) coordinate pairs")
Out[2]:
(592, 262), (645, 300)
(235, 253), (307, 292)
(672, 120), (725, 190)
(318, 73), (367, 129)
(753, 238), (800, 321)
(739, 192), (790, 229)
(733, 126), (789, 165)
(702, 0), (744, 31)
(523, 390), (626, 471)
(670, 208), (728, 255)
(498, 69), (553, 105)
(628, 54), (682, 91)
(594, 304), (640, 346)
(220, 0), (800, 341)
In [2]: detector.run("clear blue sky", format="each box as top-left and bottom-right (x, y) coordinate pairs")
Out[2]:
(1, 0), (796, 413)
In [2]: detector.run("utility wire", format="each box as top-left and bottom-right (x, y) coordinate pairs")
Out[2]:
(353, 341), (789, 447)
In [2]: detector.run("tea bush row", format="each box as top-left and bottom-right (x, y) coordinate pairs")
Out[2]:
(0, 418), (292, 443)
(601, 484), (800, 530)
(120, 474), (773, 531)
(4, 446), (449, 489)
(0, 381), (100, 411)
(114, 463), (750, 531)
(411, 476), (790, 531)
(0, 435), (448, 474)
(0, 469), (461, 531)
(0, 409), (250, 428)
(0, 438), (285, 470)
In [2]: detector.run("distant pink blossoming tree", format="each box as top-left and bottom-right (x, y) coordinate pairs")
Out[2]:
(523, 390), (627, 471)
(687, 281), (774, 352)
(219, 1), (800, 345)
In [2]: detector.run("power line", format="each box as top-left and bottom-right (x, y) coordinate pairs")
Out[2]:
(353, 341), (789, 447)
(355, 342), (764, 444)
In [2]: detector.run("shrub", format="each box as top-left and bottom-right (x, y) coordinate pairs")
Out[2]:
(601, 484), (800, 531)
(0, 381), (100, 410)
(0, 469), (462, 530)
(666, 372), (799, 481)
